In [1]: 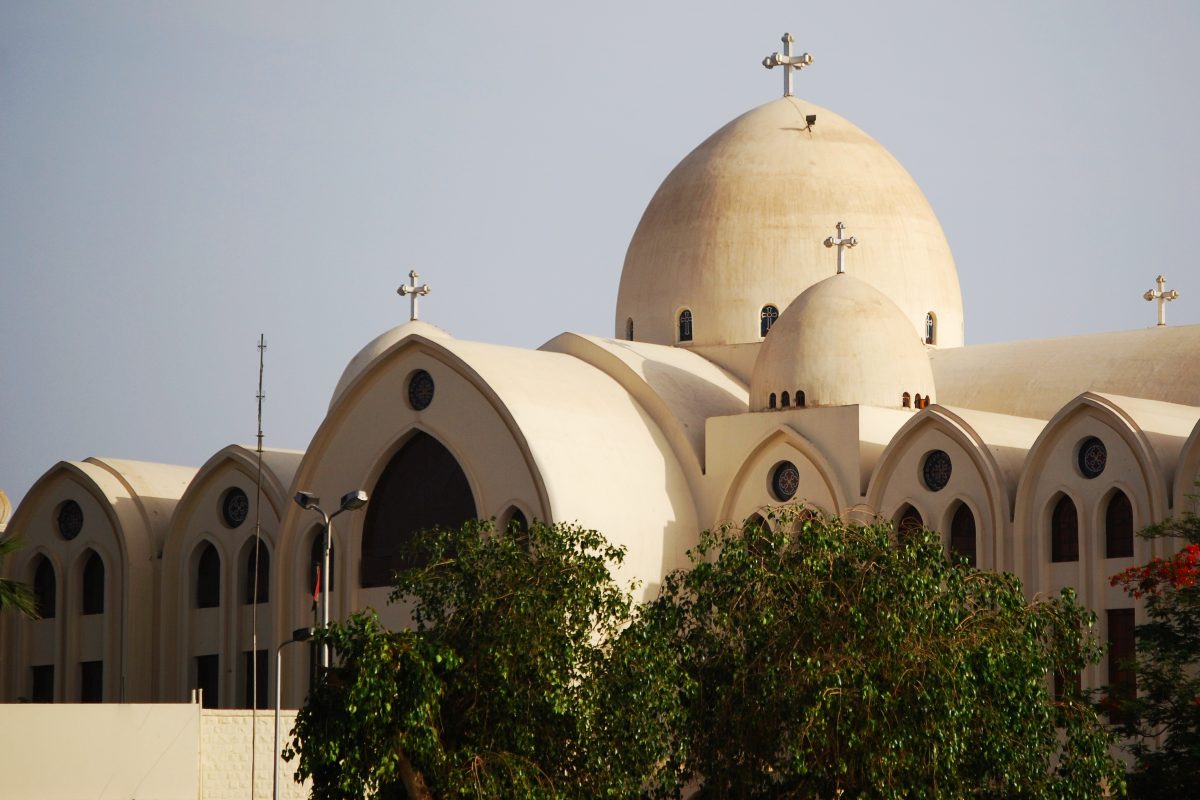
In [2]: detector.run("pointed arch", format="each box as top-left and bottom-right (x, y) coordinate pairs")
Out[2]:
(717, 425), (846, 524)
(1104, 489), (1134, 559)
(1050, 494), (1079, 563)
(32, 555), (56, 619)
(194, 542), (221, 609)
(241, 538), (270, 605)
(949, 501), (976, 567)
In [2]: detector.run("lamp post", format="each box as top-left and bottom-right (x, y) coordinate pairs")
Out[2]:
(274, 626), (314, 800)
(293, 489), (368, 668)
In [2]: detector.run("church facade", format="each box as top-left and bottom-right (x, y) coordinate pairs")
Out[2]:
(4, 41), (1199, 710)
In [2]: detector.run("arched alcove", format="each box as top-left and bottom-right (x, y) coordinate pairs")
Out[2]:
(1104, 490), (1133, 559)
(361, 430), (477, 588)
(195, 543), (220, 609)
(1050, 495), (1079, 563)
(949, 502), (976, 567)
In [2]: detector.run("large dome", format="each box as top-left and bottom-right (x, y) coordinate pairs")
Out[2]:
(750, 274), (935, 411)
(615, 96), (963, 348)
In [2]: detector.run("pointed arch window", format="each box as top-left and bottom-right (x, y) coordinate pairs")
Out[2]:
(925, 312), (937, 345)
(33, 556), (56, 619)
(1105, 491), (1134, 559)
(196, 543), (220, 609)
(781, 391), (790, 408)
(625, 318), (634, 341)
(81, 551), (104, 615)
(896, 505), (924, 541)
(950, 503), (976, 567)
(760, 305), (779, 337)
(1051, 495), (1079, 562)
(678, 309), (693, 342)
(243, 540), (269, 605)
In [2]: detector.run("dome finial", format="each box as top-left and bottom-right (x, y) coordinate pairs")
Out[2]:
(397, 270), (431, 321)
(1143, 274), (1180, 327)
(823, 222), (858, 274)
(762, 32), (813, 97)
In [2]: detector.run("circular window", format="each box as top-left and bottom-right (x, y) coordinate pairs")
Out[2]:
(771, 461), (801, 501)
(922, 450), (952, 492)
(408, 369), (435, 410)
(1078, 437), (1107, 479)
(56, 500), (83, 540)
(221, 487), (249, 528)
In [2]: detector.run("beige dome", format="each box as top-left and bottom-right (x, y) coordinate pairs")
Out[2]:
(750, 274), (935, 411)
(330, 320), (450, 409)
(615, 96), (962, 348)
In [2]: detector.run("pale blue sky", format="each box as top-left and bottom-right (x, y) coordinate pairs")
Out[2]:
(3, 2), (1198, 508)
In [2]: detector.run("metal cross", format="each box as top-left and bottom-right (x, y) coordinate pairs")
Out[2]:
(1143, 274), (1180, 327)
(823, 222), (858, 274)
(397, 270), (431, 321)
(762, 32), (813, 98)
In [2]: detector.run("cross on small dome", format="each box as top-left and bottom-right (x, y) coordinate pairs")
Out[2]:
(762, 33), (813, 98)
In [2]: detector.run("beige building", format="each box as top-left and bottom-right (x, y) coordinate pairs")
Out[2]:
(3, 57), (1198, 712)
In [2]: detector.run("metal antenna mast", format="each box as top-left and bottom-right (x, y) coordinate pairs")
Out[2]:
(250, 333), (267, 798)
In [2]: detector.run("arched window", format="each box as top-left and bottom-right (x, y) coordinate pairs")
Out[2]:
(33, 556), (56, 619)
(902, 392), (911, 408)
(744, 512), (768, 533)
(625, 318), (634, 341)
(81, 551), (104, 615)
(896, 505), (924, 541)
(914, 393), (923, 408)
(1051, 495), (1079, 562)
(502, 507), (529, 535)
(768, 393), (777, 409)
(361, 431), (478, 588)
(243, 540), (269, 605)
(196, 543), (220, 609)
(795, 390), (805, 408)
(678, 309), (693, 342)
(925, 312), (937, 345)
(1105, 491), (1134, 559)
(310, 530), (334, 595)
(950, 503), (977, 567)
(760, 305), (779, 337)
(781, 391), (790, 408)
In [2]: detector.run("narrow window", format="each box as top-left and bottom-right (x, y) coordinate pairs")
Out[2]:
(196, 543), (220, 609)
(1053, 669), (1081, 701)
(1105, 491), (1134, 559)
(781, 391), (790, 408)
(950, 503), (977, 567)
(678, 309), (693, 342)
(914, 393), (923, 408)
(33, 556), (56, 619)
(768, 393), (777, 409)
(1107, 609), (1135, 722)
(744, 512), (768, 533)
(925, 312), (937, 345)
(241, 649), (268, 709)
(195, 654), (219, 709)
(625, 318), (634, 341)
(902, 392), (911, 408)
(81, 551), (104, 615)
(1051, 495), (1079, 562)
(796, 390), (805, 408)
(760, 305), (779, 337)
(243, 540), (269, 605)
(503, 508), (529, 535)
(896, 505), (924, 541)
(30, 665), (54, 703)
(80, 661), (103, 703)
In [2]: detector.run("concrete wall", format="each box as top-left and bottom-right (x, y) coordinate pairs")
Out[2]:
(0, 703), (309, 800)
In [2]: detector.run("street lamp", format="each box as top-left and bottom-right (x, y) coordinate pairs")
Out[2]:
(293, 489), (368, 668)
(274, 626), (314, 800)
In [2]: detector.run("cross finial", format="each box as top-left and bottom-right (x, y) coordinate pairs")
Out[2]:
(1143, 274), (1180, 327)
(823, 222), (857, 274)
(762, 32), (813, 98)
(397, 270), (431, 321)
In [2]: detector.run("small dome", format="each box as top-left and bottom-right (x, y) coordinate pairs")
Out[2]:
(750, 274), (934, 410)
(615, 96), (962, 348)
(329, 320), (450, 409)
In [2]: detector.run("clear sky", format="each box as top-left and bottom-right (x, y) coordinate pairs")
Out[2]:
(2, 2), (1198, 509)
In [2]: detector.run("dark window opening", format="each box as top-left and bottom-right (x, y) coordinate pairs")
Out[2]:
(1107, 609), (1136, 723)
(503, 508), (529, 535)
(796, 390), (805, 408)
(625, 318), (634, 341)
(1105, 491), (1134, 559)
(80, 660), (103, 703)
(950, 503), (977, 567)
(925, 312), (936, 345)
(902, 392), (911, 408)
(361, 431), (477, 588)
(31, 665), (53, 703)
(240, 649), (268, 709)
(678, 309), (693, 342)
(81, 551), (104, 615)
(760, 305), (779, 337)
(1053, 669), (1081, 701)
(768, 393), (776, 409)
(244, 540), (269, 605)
(195, 654), (219, 709)
(896, 505), (923, 542)
(781, 391), (790, 408)
(196, 543), (220, 609)
(1051, 495), (1079, 562)
(33, 557), (56, 619)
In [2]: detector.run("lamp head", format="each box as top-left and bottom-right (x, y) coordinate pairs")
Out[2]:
(339, 490), (369, 511)
(292, 626), (315, 642)
(294, 491), (320, 510)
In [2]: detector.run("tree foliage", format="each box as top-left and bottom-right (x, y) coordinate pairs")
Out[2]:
(285, 520), (683, 799)
(0, 535), (37, 619)
(1104, 510), (1200, 798)
(642, 508), (1123, 799)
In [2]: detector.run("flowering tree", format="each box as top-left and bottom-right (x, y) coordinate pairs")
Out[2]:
(1104, 511), (1200, 799)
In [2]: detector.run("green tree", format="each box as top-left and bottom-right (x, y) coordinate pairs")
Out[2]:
(285, 520), (683, 799)
(641, 508), (1123, 799)
(1103, 510), (1200, 798)
(0, 534), (37, 618)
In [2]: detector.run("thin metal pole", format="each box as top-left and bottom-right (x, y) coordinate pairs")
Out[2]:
(274, 644), (284, 800)
(321, 514), (332, 669)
